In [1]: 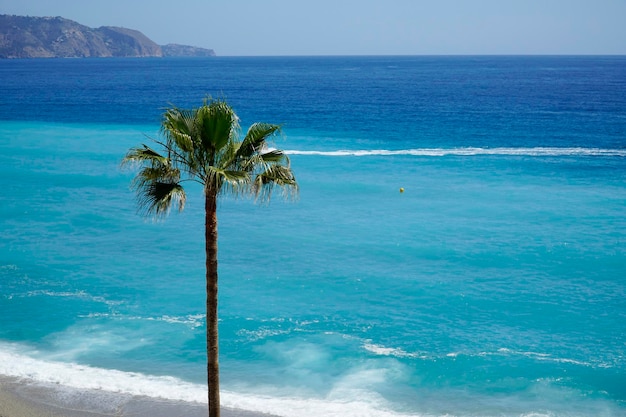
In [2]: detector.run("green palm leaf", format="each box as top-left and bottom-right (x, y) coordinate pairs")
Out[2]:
(238, 123), (282, 158)
(137, 181), (186, 217)
(253, 164), (298, 202)
(122, 144), (169, 166)
(197, 100), (239, 153)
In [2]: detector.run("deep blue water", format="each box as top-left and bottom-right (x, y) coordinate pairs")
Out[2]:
(1, 56), (625, 417)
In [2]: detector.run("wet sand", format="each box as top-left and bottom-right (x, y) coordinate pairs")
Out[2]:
(0, 375), (272, 417)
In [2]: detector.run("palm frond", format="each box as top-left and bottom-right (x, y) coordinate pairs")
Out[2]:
(131, 165), (180, 190)
(122, 144), (187, 218)
(197, 100), (239, 154)
(161, 108), (202, 176)
(124, 99), (297, 219)
(136, 181), (187, 218)
(253, 165), (298, 203)
(162, 107), (196, 154)
(238, 123), (281, 159)
(221, 170), (250, 183)
(259, 148), (289, 165)
(122, 145), (169, 167)
(205, 166), (251, 196)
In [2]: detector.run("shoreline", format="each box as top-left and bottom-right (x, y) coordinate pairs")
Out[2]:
(0, 375), (273, 417)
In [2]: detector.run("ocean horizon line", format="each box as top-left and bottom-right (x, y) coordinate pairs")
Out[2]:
(3, 54), (626, 61)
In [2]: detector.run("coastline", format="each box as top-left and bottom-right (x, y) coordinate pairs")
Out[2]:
(0, 375), (272, 417)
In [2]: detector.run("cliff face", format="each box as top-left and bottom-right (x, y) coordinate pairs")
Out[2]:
(161, 43), (217, 57)
(96, 26), (163, 57)
(0, 15), (215, 58)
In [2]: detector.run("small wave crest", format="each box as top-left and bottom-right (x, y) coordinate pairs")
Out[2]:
(237, 327), (293, 342)
(22, 289), (123, 306)
(0, 343), (416, 417)
(78, 313), (204, 326)
(362, 343), (423, 359)
(285, 147), (626, 157)
(361, 343), (605, 369)
(0, 343), (206, 403)
(496, 348), (596, 367)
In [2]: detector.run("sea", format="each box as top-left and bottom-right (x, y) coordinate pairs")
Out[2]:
(0, 56), (625, 417)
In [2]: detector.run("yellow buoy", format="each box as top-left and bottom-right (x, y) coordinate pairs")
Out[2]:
(399, 187), (405, 193)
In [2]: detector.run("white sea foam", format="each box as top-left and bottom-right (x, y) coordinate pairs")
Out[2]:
(0, 343), (417, 417)
(363, 345), (603, 370)
(143, 313), (205, 328)
(237, 327), (294, 342)
(22, 289), (123, 306)
(224, 391), (411, 417)
(362, 343), (420, 359)
(519, 414), (555, 417)
(0, 343), (206, 403)
(496, 348), (594, 367)
(77, 312), (205, 329)
(285, 147), (626, 157)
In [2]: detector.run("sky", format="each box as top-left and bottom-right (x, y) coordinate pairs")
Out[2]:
(2, 0), (625, 56)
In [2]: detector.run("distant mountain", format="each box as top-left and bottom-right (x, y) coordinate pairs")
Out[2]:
(0, 15), (215, 58)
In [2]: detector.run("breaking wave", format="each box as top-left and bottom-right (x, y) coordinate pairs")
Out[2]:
(285, 147), (626, 157)
(0, 343), (415, 417)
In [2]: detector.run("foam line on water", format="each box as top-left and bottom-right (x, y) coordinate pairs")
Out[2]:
(284, 147), (626, 157)
(362, 342), (608, 369)
(0, 343), (206, 403)
(0, 343), (416, 417)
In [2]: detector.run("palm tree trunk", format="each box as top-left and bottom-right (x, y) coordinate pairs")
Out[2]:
(205, 189), (220, 417)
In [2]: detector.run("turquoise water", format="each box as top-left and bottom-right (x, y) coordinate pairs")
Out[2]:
(1, 56), (625, 416)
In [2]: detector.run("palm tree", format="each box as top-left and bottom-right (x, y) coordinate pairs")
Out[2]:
(122, 99), (298, 417)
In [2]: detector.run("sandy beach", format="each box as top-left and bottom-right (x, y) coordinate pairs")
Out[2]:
(0, 375), (271, 417)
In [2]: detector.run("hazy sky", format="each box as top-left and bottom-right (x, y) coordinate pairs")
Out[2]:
(2, 0), (625, 55)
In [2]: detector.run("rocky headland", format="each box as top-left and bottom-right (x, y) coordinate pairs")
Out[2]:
(0, 15), (215, 58)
